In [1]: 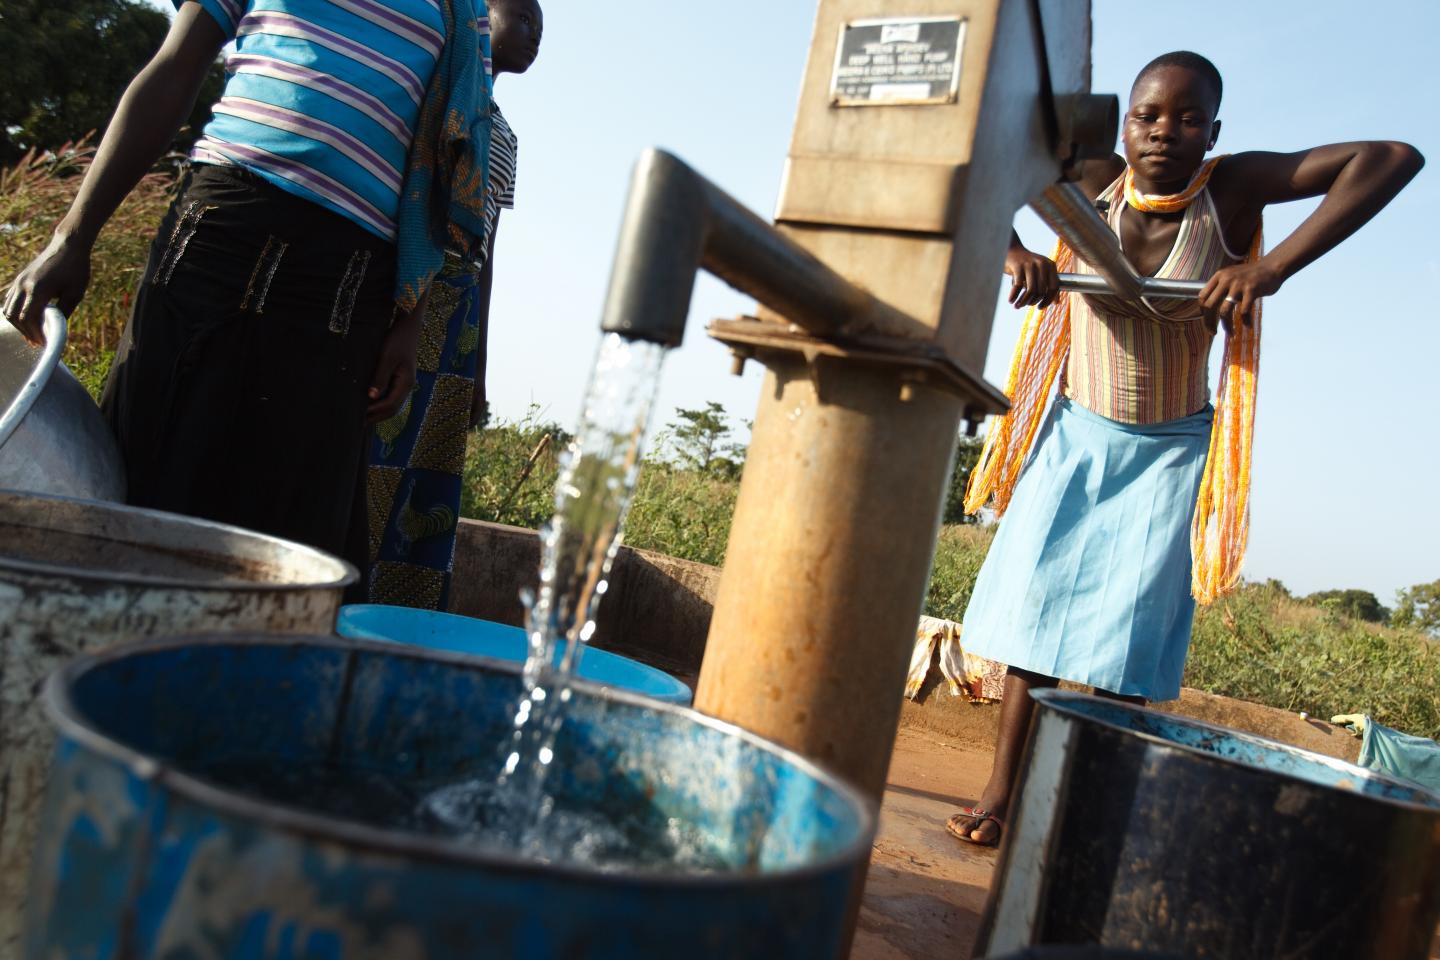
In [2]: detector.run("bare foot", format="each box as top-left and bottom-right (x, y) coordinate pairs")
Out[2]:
(945, 805), (1004, 846)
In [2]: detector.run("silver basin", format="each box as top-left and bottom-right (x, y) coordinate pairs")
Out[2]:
(0, 488), (358, 954)
(0, 306), (125, 501)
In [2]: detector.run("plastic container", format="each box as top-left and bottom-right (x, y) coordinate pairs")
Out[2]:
(338, 603), (692, 705)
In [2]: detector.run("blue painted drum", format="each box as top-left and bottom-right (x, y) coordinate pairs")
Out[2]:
(335, 604), (694, 705)
(25, 636), (873, 959)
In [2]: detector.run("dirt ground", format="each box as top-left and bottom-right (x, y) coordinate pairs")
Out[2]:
(854, 725), (996, 960)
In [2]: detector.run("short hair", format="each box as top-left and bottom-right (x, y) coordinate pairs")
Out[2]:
(1133, 51), (1223, 112)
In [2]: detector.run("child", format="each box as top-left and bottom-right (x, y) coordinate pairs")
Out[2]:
(367, 0), (542, 610)
(947, 51), (1422, 847)
(1, 0), (495, 597)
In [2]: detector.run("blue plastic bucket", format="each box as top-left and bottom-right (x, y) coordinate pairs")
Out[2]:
(27, 637), (873, 959)
(337, 604), (692, 705)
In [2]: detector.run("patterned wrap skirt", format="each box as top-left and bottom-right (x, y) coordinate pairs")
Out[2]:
(961, 396), (1213, 701)
(366, 255), (482, 610)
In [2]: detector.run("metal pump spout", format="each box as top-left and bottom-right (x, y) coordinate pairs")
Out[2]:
(598, 149), (916, 348)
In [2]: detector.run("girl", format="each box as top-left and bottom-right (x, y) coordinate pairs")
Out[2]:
(948, 51), (1422, 847)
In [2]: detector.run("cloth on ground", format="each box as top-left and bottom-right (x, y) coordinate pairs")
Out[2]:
(1337, 714), (1440, 794)
(906, 616), (1006, 702)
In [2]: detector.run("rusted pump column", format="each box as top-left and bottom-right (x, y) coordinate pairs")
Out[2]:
(696, 360), (963, 798)
(696, 0), (1112, 800)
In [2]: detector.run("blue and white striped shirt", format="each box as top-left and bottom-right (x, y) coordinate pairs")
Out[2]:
(180, 0), (463, 242)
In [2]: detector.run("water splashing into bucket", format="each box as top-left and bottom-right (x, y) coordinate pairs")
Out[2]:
(420, 332), (667, 857)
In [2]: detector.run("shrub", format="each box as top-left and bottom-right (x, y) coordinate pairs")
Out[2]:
(1186, 581), (1440, 739)
(460, 406), (569, 530)
(923, 524), (996, 622)
(621, 461), (740, 567)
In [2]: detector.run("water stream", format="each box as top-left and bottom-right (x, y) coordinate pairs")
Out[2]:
(419, 332), (668, 859)
(197, 332), (702, 867)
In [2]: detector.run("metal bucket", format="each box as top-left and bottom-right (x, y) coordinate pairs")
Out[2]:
(0, 491), (356, 956)
(0, 308), (124, 501)
(26, 636), (875, 959)
(980, 690), (1440, 959)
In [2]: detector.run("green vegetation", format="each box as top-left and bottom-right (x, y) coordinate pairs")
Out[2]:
(1, 141), (176, 396)
(1188, 581), (1440, 739)
(1393, 580), (1440, 636)
(12, 149), (1439, 740)
(1, 0), (223, 164)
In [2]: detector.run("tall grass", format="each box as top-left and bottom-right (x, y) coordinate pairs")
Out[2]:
(0, 141), (176, 397)
(1187, 582), (1440, 739)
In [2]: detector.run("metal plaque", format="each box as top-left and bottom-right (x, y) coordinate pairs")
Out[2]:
(830, 16), (966, 107)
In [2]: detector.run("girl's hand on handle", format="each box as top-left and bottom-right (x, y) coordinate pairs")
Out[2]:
(1198, 259), (1283, 335)
(3, 236), (91, 348)
(1004, 246), (1060, 310)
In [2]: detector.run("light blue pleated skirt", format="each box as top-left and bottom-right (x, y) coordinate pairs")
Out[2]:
(961, 396), (1213, 701)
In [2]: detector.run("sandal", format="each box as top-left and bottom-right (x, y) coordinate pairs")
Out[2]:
(946, 806), (1004, 847)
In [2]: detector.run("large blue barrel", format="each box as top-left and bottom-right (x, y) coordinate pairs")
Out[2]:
(26, 636), (873, 959)
(980, 690), (1440, 959)
(336, 604), (693, 705)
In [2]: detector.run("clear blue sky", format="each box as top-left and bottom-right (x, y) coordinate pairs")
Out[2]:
(156, 1), (1439, 604)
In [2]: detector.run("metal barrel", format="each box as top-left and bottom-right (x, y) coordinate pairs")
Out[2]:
(0, 491), (356, 956)
(0, 308), (125, 502)
(980, 690), (1440, 959)
(26, 636), (875, 959)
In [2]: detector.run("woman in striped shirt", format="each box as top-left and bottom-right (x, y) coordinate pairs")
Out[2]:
(948, 51), (1423, 847)
(366, 0), (539, 610)
(2, 0), (493, 595)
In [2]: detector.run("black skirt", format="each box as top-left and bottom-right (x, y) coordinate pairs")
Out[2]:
(101, 163), (398, 597)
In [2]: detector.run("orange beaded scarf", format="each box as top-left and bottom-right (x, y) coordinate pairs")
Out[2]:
(963, 157), (1263, 604)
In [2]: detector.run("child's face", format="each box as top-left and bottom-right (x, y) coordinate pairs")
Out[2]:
(490, 0), (543, 75)
(1122, 66), (1219, 187)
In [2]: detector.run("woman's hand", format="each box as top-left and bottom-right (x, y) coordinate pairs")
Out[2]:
(367, 296), (426, 425)
(1198, 259), (1284, 335)
(3, 234), (92, 346)
(1004, 246), (1060, 310)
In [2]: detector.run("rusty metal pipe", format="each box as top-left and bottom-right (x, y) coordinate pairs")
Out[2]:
(1030, 181), (1147, 302)
(598, 149), (894, 347)
(1057, 272), (1206, 299)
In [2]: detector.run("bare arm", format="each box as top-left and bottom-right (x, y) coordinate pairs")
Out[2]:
(2, 3), (226, 345)
(1002, 154), (1126, 311)
(1201, 141), (1425, 328)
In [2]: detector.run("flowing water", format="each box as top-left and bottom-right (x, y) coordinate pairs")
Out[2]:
(201, 333), (729, 869)
(421, 332), (670, 860)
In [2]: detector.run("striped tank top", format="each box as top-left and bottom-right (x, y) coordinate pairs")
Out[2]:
(180, 0), (449, 243)
(1060, 172), (1241, 424)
